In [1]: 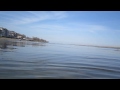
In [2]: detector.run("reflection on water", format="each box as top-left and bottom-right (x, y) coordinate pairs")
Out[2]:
(0, 40), (120, 79)
(0, 42), (7, 49)
(0, 40), (46, 50)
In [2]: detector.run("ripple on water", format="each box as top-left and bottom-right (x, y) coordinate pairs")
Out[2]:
(0, 41), (120, 78)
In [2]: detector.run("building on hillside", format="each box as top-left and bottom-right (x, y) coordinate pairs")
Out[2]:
(8, 31), (17, 38)
(0, 28), (2, 37)
(21, 34), (26, 39)
(16, 34), (22, 39)
(26, 37), (33, 41)
(0, 27), (9, 37)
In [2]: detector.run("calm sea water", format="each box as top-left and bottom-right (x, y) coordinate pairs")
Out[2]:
(0, 40), (120, 79)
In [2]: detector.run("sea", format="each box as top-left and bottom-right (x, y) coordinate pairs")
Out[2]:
(0, 40), (120, 79)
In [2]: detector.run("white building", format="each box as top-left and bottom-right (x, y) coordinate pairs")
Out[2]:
(0, 27), (9, 37)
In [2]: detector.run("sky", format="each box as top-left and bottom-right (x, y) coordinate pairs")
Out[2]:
(0, 11), (120, 46)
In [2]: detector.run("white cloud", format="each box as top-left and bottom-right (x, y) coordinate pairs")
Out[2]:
(27, 22), (110, 34)
(67, 22), (109, 31)
(0, 11), (67, 25)
(17, 11), (67, 25)
(0, 11), (119, 34)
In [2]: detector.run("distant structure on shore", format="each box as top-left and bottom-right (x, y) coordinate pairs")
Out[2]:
(0, 27), (48, 43)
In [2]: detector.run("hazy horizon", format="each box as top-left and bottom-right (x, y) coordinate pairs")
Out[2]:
(0, 11), (120, 46)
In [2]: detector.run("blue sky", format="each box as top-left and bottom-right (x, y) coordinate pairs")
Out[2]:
(0, 11), (120, 46)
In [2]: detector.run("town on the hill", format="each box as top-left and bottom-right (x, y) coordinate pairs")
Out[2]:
(0, 27), (48, 43)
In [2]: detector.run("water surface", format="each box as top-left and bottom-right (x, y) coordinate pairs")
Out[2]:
(0, 40), (120, 79)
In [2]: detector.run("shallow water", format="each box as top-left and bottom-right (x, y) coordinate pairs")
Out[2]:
(0, 40), (120, 79)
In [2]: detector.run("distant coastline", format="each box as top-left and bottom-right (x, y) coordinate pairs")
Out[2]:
(49, 43), (120, 50)
(0, 37), (120, 50)
(0, 27), (48, 43)
(70, 44), (120, 50)
(0, 37), (48, 43)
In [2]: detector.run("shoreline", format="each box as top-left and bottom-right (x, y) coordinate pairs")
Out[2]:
(0, 37), (48, 43)
(79, 45), (120, 49)
(70, 44), (120, 49)
(50, 43), (120, 50)
(0, 37), (120, 49)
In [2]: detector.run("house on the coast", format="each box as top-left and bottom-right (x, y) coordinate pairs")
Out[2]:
(9, 31), (17, 38)
(0, 28), (2, 37)
(8, 31), (17, 38)
(21, 34), (26, 39)
(0, 27), (48, 42)
(16, 33), (22, 39)
(0, 27), (9, 37)
(26, 37), (33, 41)
(16, 33), (25, 39)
